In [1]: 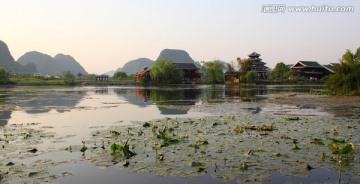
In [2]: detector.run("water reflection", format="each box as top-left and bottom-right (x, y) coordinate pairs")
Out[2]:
(14, 91), (86, 114)
(149, 88), (201, 114)
(114, 88), (152, 107)
(0, 88), (86, 126)
(116, 87), (201, 114)
(0, 111), (11, 126)
(0, 85), (323, 126)
(0, 90), (11, 126)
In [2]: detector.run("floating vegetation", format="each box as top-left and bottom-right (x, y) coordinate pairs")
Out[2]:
(0, 124), (67, 183)
(83, 115), (359, 183)
(80, 141), (87, 153)
(285, 116), (300, 121)
(1, 93), (360, 183)
(110, 139), (136, 159)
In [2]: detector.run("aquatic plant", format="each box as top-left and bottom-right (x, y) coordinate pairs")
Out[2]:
(188, 161), (207, 172)
(143, 122), (151, 127)
(331, 142), (355, 158)
(196, 137), (209, 145)
(73, 115), (359, 183)
(234, 125), (244, 134)
(154, 126), (179, 147)
(111, 131), (120, 137)
(332, 141), (355, 183)
(80, 141), (87, 152)
(110, 139), (136, 159)
(285, 116), (300, 121)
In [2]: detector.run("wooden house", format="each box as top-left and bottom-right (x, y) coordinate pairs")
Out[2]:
(173, 63), (201, 83)
(290, 61), (334, 80)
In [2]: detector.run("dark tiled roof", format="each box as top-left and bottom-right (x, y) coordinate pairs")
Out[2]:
(298, 61), (323, 68)
(291, 61), (336, 73)
(248, 52), (261, 58)
(174, 63), (200, 70)
(323, 65), (336, 73)
(249, 59), (265, 65)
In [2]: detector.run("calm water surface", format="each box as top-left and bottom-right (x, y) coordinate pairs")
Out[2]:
(1, 85), (356, 183)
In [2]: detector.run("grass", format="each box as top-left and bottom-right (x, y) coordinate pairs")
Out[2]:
(7, 76), (135, 86)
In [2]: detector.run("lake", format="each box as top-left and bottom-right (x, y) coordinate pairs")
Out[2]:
(0, 85), (359, 183)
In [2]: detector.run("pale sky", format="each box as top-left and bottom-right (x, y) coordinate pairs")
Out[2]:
(1, 0), (359, 74)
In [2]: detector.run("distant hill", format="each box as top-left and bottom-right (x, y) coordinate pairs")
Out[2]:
(18, 51), (58, 75)
(54, 54), (88, 76)
(156, 49), (195, 63)
(0, 40), (31, 73)
(18, 51), (88, 76)
(120, 58), (154, 75)
(103, 70), (117, 77)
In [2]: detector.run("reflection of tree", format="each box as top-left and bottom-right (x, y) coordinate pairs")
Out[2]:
(239, 86), (268, 99)
(204, 87), (225, 103)
(0, 91), (11, 126)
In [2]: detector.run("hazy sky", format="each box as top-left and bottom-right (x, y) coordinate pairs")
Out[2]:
(1, 0), (359, 74)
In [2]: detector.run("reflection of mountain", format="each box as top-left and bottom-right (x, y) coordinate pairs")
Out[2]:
(9, 91), (86, 114)
(149, 88), (201, 115)
(115, 88), (202, 115)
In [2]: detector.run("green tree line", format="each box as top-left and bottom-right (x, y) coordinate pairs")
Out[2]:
(0, 67), (11, 84)
(325, 47), (360, 95)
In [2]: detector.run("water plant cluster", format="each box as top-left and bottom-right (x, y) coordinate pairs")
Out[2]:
(84, 114), (359, 183)
(0, 105), (359, 183)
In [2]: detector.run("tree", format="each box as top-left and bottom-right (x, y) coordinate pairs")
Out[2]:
(150, 60), (182, 84)
(268, 62), (293, 80)
(201, 60), (225, 84)
(237, 58), (250, 73)
(0, 67), (10, 84)
(63, 71), (75, 79)
(63, 70), (75, 85)
(226, 63), (236, 72)
(325, 47), (360, 95)
(244, 70), (257, 82)
(113, 71), (127, 79)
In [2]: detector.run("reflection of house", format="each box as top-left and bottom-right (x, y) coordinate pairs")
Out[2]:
(246, 52), (268, 79)
(95, 75), (109, 81)
(290, 61), (334, 80)
(173, 63), (201, 83)
(225, 66), (240, 84)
